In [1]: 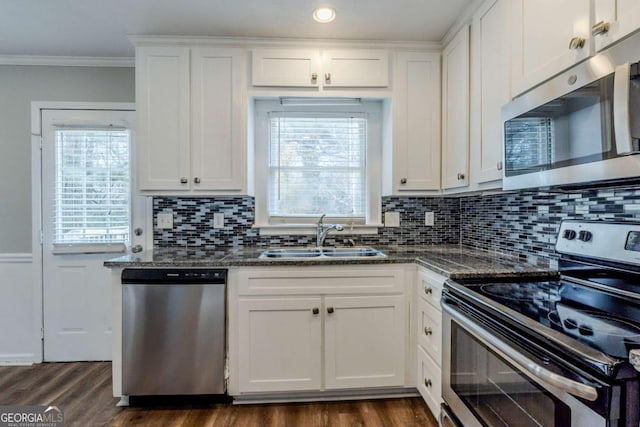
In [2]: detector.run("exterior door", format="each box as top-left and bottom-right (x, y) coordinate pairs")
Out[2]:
(41, 109), (146, 361)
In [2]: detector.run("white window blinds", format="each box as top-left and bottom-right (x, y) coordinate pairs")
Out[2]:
(53, 128), (131, 244)
(268, 113), (367, 220)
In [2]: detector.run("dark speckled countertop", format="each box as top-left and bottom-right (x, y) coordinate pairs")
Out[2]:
(104, 244), (557, 280)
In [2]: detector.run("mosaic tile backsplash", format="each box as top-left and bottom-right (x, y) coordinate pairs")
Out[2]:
(153, 196), (460, 249)
(460, 186), (640, 266)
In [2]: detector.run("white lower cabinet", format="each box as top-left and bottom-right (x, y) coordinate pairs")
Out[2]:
(416, 267), (446, 419)
(238, 297), (322, 392)
(325, 295), (406, 389)
(231, 266), (410, 395)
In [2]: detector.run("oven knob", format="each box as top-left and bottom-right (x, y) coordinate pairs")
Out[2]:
(578, 230), (593, 242)
(630, 349), (640, 373)
(563, 229), (577, 240)
(579, 325), (594, 336)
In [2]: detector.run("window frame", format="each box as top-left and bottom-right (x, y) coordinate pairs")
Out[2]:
(253, 99), (382, 235)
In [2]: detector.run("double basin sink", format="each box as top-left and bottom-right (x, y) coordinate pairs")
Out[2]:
(259, 246), (386, 260)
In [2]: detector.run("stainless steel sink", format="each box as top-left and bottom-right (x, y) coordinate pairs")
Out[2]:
(259, 247), (386, 260)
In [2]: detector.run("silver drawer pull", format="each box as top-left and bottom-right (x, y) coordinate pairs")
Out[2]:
(424, 287), (433, 295)
(424, 378), (432, 387)
(424, 327), (433, 336)
(312, 307), (319, 315)
(569, 37), (586, 50)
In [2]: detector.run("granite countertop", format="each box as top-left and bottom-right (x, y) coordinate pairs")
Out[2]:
(104, 244), (557, 280)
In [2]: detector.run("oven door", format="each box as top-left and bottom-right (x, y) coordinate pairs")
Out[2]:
(442, 298), (606, 427)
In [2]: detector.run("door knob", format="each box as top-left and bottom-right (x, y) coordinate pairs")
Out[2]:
(311, 72), (318, 82)
(400, 178), (407, 184)
(457, 172), (465, 180)
(131, 245), (143, 253)
(180, 177), (188, 184)
(193, 177), (201, 184)
(591, 21), (610, 37)
(312, 307), (320, 315)
(327, 307), (334, 314)
(134, 228), (143, 236)
(568, 37), (586, 50)
(325, 72), (331, 82)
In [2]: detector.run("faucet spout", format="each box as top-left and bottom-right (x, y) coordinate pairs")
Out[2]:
(316, 214), (344, 247)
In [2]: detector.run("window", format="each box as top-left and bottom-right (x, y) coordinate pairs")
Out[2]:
(53, 128), (131, 245)
(254, 100), (382, 231)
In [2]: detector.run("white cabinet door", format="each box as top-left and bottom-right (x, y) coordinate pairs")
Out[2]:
(238, 297), (322, 392)
(324, 295), (405, 389)
(136, 46), (190, 191)
(511, 0), (591, 96)
(252, 48), (322, 87)
(322, 49), (389, 87)
(191, 47), (245, 191)
(393, 52), (441, 192)
(593, 0), (640, 51)
(441, 25), (470, 190)
(470, 0), (511, 185)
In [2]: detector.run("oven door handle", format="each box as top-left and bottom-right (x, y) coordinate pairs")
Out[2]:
(443, 301), (599, 402)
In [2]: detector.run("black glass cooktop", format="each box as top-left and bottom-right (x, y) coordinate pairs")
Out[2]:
(458, 278), (640, 359)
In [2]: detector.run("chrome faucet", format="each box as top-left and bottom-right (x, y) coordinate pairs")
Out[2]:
(316, 214), (344, 247)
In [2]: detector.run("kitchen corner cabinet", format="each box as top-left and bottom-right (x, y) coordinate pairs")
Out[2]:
(441, 25), (470, 190)
(136, 45), (246, 193)
(593, 0), (640, 52)
(416, 267), (446, 418)
(470, 0), (511, 185)
(391, 52), (441, 192)
(231, 266), (409, 395)
(511, 0), (591, 96)
(251, 48), (389, 88)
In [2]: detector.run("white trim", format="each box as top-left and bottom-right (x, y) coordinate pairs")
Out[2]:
(0, 55), (134, 67)
(0, 354), (37, 366)
(441, 0), (485, 46)
(31, 101), (137, 364)
(0, 253), (32, 263)
(129, 35), (441, 52)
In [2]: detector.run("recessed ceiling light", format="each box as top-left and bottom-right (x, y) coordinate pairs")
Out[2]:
(313, 7), (336, 23)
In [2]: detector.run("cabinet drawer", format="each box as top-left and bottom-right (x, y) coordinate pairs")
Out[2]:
(417, 268), (444, 309)
(237, 267), (406, 296)
(417, 345), (442, 419)
(417, 297), (442, 365)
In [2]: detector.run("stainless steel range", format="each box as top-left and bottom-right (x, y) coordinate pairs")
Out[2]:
(442, 220), (640, 427)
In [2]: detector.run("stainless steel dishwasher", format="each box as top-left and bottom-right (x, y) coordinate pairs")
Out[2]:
(121, 268), (227, 396)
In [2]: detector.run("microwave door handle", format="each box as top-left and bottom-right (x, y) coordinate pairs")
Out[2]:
(614, 63), (634, 155)
(442, 302), (599, 402)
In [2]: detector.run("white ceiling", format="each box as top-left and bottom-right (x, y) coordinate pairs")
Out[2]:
(0, 0), (473, 58)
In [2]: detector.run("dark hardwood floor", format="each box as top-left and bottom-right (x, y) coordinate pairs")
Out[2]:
(0, 362), (437, 427)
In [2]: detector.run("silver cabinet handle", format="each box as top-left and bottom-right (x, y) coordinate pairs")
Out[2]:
(424, 287), (433, 295)
(131, 244), (143, 253)
(424, 327), (433, 336)
(497, 161), (503, 171)
(327, 307), (334, 314)
(592, 21), (610, 36)
(424, 378), (432, 387)
(311, 72), (318, 82)
(180, 177), (188, 184)
(569, 37), (586, 49)
(325, 72), (331, 82)
(442, 301), (599, 402)
(193, 177), (201, 184)
(400, 178), (407, 184)
(134, 228), (143, 236)
(457, 172), (465, 180)
(312, 307), (320, 315)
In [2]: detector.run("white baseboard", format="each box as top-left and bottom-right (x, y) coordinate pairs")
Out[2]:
(0, 354), (37, 365)
(0, 253), (32, 263)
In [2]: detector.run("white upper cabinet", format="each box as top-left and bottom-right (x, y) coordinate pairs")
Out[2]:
(511, 0), (591, 96)
(470, 0), (511, 185)
(252, 48), (389, 88)
(391, 52), (441, 193)
(136, 46), (191, 191)
(136, 45), (246, 193)
(191, 48), (245, 191)
(593, 0), (640, 51)
(441, 25), (470, 190)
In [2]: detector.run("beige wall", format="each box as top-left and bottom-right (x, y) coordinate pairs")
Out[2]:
(0, 65), (135, 253)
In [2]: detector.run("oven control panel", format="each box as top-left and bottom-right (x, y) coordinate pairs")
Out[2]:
(556, 220), (640, 265)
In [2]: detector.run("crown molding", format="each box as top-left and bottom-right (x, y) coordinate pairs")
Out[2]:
(0, 55), (134, 67)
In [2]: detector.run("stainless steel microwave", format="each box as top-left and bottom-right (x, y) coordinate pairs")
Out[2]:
(502, 33), (640, 190)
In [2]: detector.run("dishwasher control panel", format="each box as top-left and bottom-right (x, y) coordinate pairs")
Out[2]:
(122, 268), (227, 284)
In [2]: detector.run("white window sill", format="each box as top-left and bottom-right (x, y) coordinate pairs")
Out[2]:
(52, 243), (127, 255)
(253, 224), (383, 236)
